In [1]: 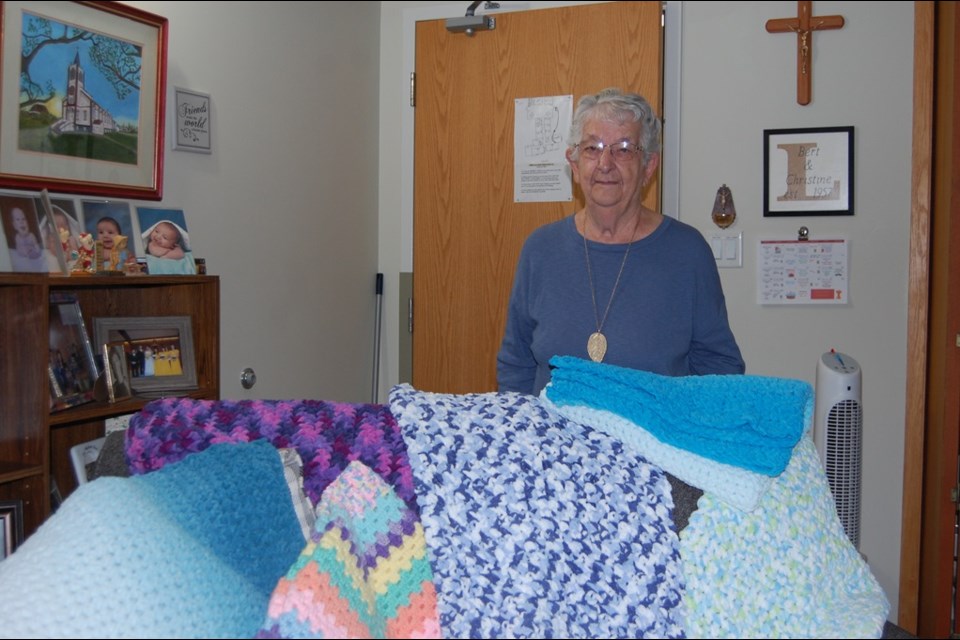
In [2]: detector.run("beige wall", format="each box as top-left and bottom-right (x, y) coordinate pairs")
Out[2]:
(125, 1), (382, 403)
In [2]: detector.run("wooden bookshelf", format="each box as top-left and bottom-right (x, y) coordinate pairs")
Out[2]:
(0, 274), (219, 538)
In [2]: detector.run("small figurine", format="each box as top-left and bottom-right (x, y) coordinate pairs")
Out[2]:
(72, 232), (96, 274)
(107, 235), (128, 271)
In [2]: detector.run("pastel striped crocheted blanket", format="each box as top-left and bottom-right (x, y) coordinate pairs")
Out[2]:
(258, 461), (441, 639)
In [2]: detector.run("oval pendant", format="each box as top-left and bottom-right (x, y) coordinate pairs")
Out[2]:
(587, 331), (607, 363)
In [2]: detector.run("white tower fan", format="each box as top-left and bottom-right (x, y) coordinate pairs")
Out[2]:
(813, 350), (863, 549)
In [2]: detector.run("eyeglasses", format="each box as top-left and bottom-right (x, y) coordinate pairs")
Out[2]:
(574, 140), (643, 162)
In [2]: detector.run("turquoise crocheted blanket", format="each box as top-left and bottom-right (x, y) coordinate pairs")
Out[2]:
(546, 355), (811, 476)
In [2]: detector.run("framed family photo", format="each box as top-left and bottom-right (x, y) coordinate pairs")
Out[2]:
(0, 1), (168, 199)
(48, 292), (99, 412)
(93, 315), (197, 394)
(763, 126), (854, 217)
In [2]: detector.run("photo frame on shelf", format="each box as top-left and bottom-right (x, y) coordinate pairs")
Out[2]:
(35, 191), (82, 273)
(0, 191), (60, 273)
(0, 1), (168, 199)
(102, 341), (133, 403)
(37, 189), (68, 274)
(80, 199), (138, 273)
(763, 126), (854, 217)
(93, 316), (197, 394)
(0, 499), (24, 558)
(48, 292), (99, 412)
(135, 207), (197, 275)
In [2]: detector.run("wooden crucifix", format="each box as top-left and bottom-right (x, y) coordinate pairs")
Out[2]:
(766, 1), (844, 105)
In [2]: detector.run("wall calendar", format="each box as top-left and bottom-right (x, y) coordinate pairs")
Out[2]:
(757, 237), (848, 305)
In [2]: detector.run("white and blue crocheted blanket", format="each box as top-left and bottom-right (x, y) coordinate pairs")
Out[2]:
(389, 384), (686, 639)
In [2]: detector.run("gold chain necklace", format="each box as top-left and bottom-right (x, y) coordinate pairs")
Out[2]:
(582, 213), (641, 363)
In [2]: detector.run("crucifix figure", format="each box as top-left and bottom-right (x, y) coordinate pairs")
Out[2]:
(766, 1), (844, 105)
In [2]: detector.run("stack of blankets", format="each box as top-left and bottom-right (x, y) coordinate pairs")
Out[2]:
(0, 355), (890, 639)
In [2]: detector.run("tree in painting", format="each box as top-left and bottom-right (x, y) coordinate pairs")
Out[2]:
(17, 10), (142, 164)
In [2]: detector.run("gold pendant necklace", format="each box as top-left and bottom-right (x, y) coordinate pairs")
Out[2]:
(582, 213), (641, 363)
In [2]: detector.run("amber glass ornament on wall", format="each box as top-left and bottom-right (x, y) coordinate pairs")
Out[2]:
(711, 184), (737, 229)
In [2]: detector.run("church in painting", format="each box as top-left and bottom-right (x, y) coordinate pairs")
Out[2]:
(53, 52), (116, 135)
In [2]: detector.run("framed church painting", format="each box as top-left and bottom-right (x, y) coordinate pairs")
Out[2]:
(0, 2), (168, 199)
(763, 126), (854, 217)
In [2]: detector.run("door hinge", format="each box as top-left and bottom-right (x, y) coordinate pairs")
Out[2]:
(410, 72), (415, 107)
(955, 331), (959, 347)
(952, 486), (959, 503)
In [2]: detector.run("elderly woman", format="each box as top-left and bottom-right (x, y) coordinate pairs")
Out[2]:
(497, 88), (745, 395)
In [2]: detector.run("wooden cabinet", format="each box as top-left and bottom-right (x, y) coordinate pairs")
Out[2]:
(0, 274), (219, 538)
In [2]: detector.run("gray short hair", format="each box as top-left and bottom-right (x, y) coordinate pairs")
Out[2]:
(568, 88), (661, 161)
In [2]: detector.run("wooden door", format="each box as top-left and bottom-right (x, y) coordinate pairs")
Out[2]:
(412, 2), (663, 393)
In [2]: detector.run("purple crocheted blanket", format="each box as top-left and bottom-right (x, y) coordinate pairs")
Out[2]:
(126, 397), (417, 510)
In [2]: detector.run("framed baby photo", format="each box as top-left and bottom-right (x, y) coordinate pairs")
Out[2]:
(0, 191), (60, 273)
(135, 207), (196, 275)
(93, 316), (197, 394)
(81, 199), (138, 272)
(37, 190), (68, 274)
(763, 126), (854, 217)
(36, 192), (82, 273)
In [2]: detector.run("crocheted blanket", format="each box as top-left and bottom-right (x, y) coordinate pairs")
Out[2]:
(127, 397), (417, 510)
(549, 400), (776, 512)
(682, 437), (889, 638)
(546, 355), (811, 476)
(544, 358), (889, 638)
(389, 384), (686, 639)
(8, 388), (881, 639)
(0, 440), (305, 638)
(258, 461), (441, 639)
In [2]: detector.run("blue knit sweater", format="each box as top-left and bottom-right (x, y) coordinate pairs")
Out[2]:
(497, 214), (745, 394)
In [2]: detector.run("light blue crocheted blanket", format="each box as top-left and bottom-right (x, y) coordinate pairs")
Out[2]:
(0, 440), (304, 639)
(682, 437), (889, 638)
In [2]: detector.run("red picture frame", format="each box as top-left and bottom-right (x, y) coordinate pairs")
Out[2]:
(0, 1), (168, 199)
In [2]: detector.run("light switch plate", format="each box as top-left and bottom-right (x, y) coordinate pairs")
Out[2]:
(710, 231), (743, 268)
